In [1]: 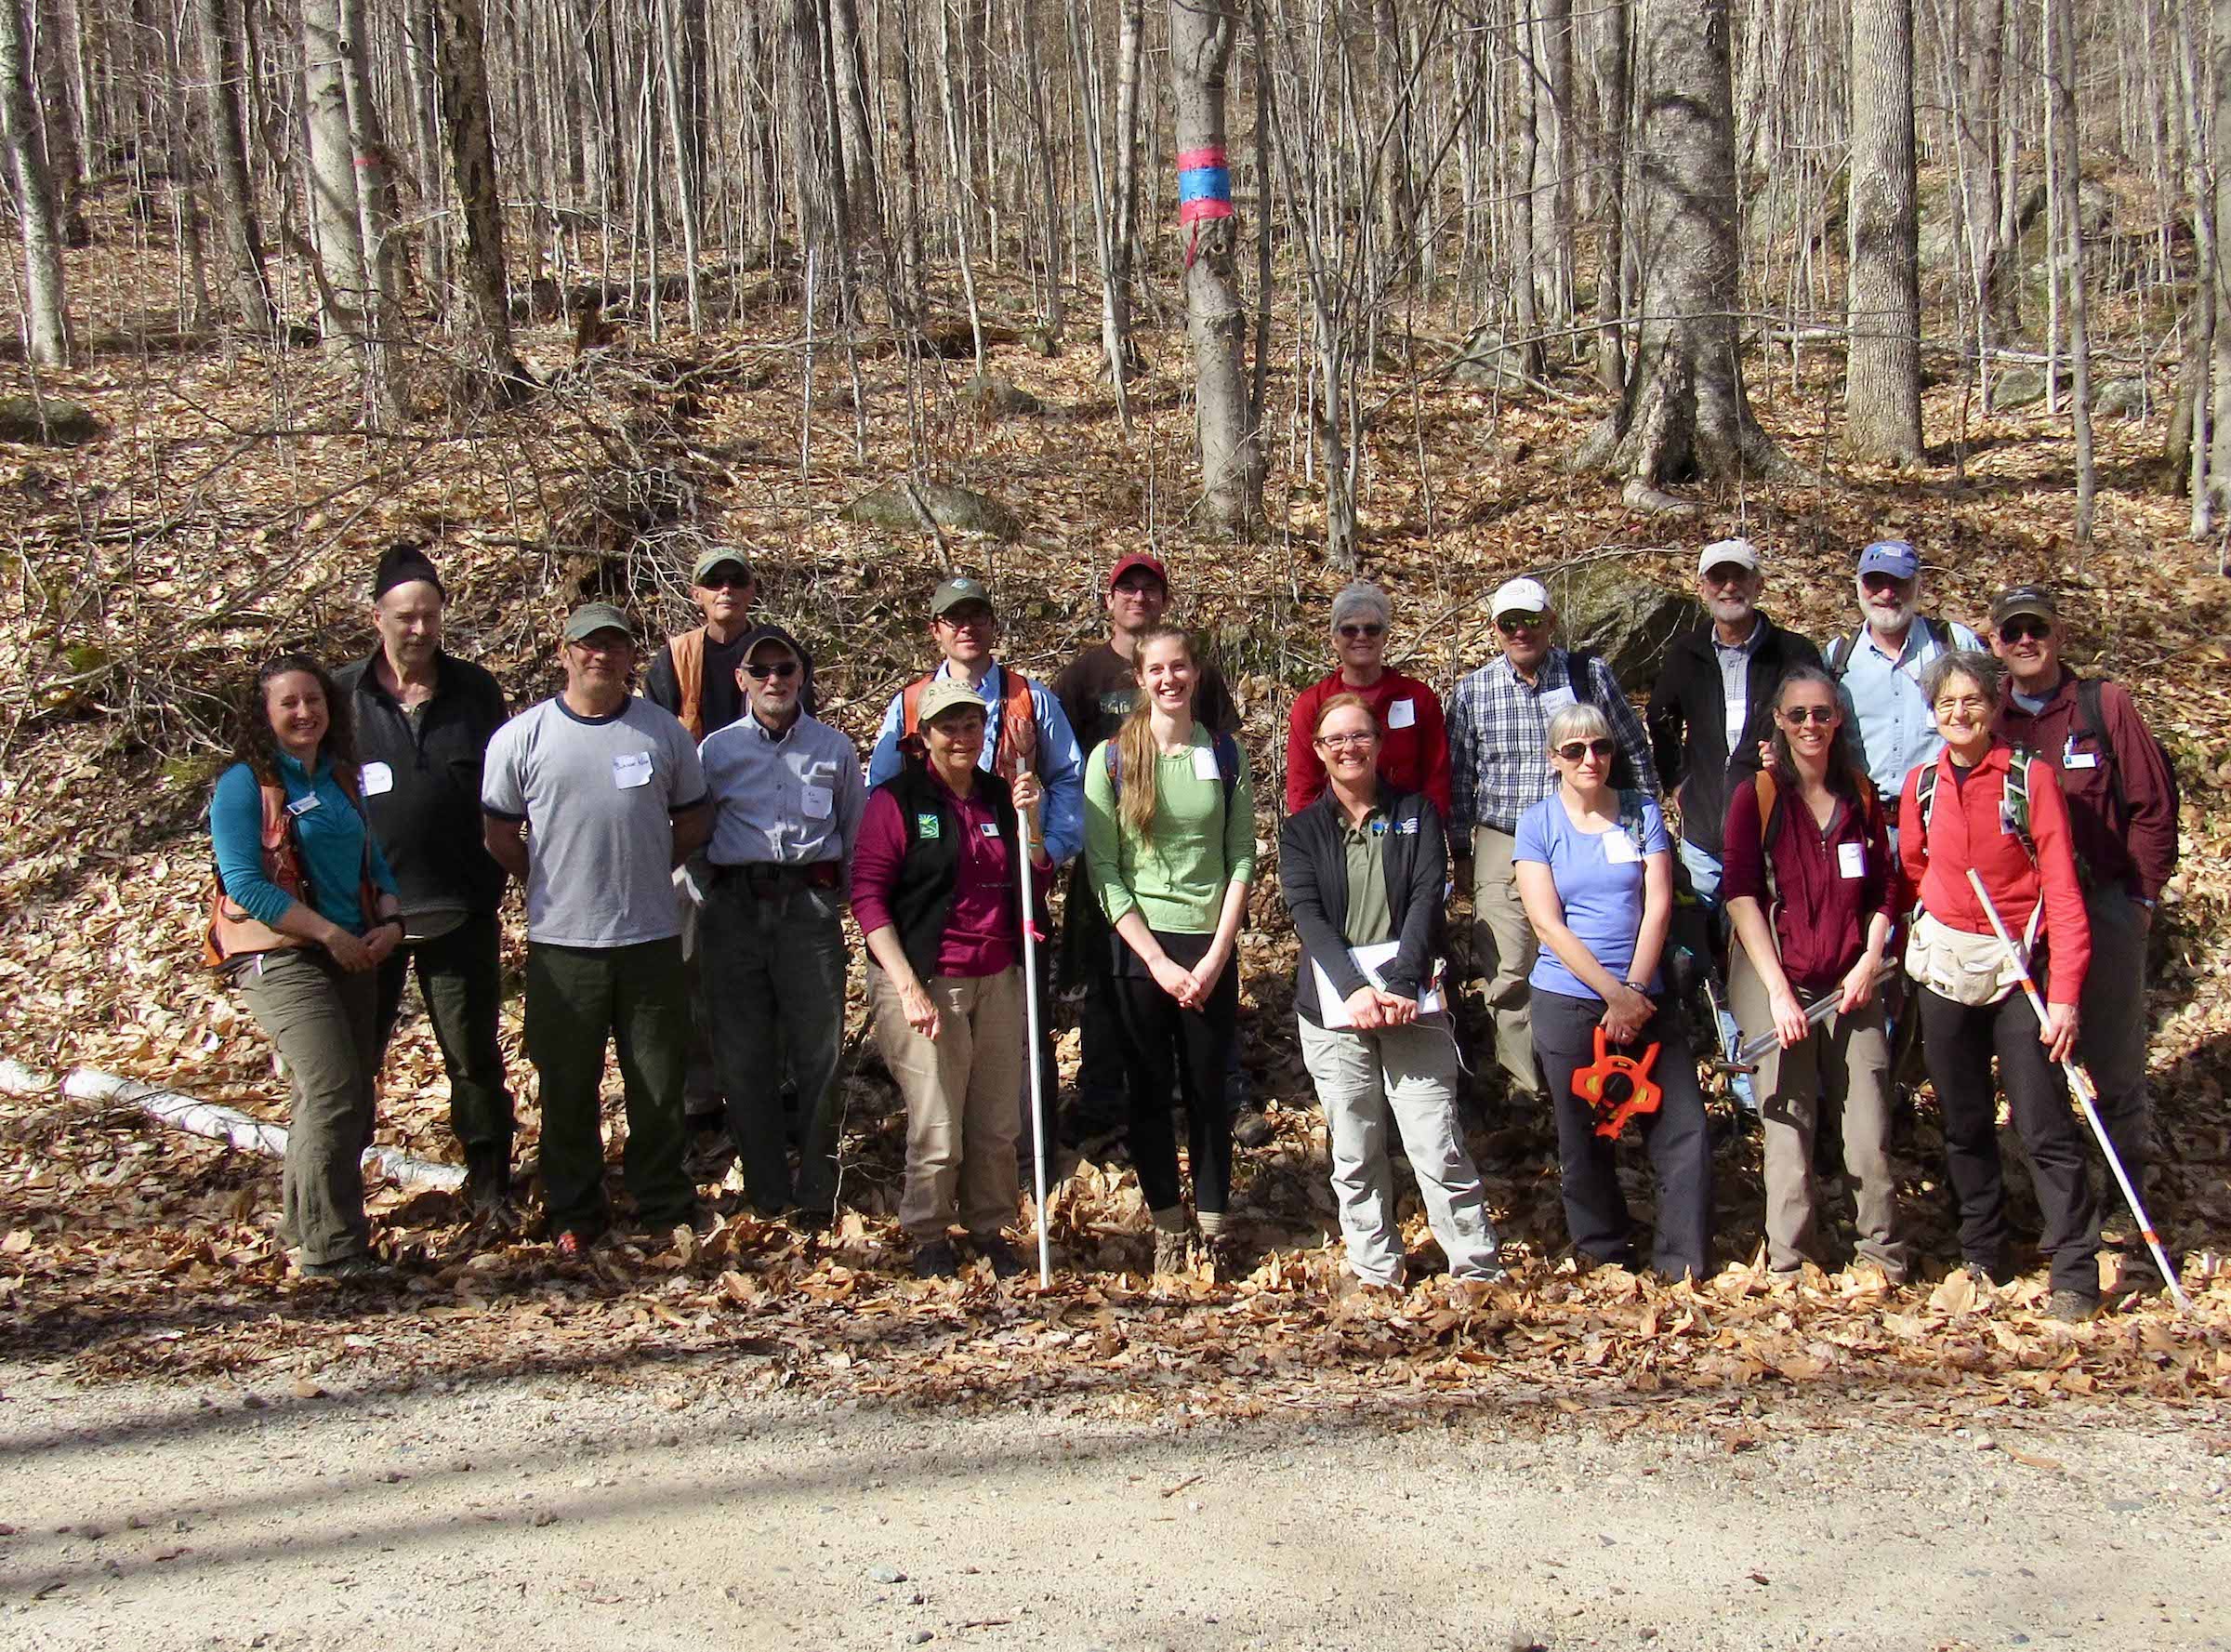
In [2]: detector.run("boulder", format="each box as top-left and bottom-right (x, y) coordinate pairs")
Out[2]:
(957, 373), (1044, 417)
(2092, 377), (2148, 420)
(840, 482), (1023, 542)
(1449, 326), (1527, 390)
(1988, 367), (2050, 412)
(0, 395), (100, 445)
(1542, 561), (1704, 689)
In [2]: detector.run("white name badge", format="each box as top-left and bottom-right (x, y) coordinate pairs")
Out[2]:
(1602, 828), (1640, 865)
(799, 783), (833, 820)
(360, 760), (394, 797)
(613, 751), (653, 789)
(1538, 686), (1578, 716)
(1838, 841), (1867, 879)
(979, 819), (1001, 838)
(1192, 746), (1221, 782)
(2063, 740), (2099, 771)
(1386, 697), (1418, 730)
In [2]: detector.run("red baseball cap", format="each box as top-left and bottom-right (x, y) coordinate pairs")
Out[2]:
(1107, 552), (1168, 592)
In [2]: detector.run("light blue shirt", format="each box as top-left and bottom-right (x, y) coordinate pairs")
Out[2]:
(865, 661), (1086, 865)
(1712, 620), (1763, 768)
(1834, 615), (1981, 800)
(1512, 791), (1672, 1002)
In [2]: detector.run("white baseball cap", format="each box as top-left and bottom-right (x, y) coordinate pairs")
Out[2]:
(1697, 538), (1761, 577)
(1489, 576), (1551, 619)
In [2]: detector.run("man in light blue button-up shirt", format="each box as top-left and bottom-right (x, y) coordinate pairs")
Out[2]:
(1827, 540), (1982, 822)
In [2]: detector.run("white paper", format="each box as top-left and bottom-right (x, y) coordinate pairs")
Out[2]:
(1312, 941), (1444, 1028)
(1601, 828), (1640, 865)
(799, 782), (833, 819)
(1385, 697), (1417, 730)
(1538, 686), (1578, 716)
(1192, 745), (1221, 782)
(1838, 840), (1866, 879)
(360, 760), (394, 797)
(612, 751), (653, 789)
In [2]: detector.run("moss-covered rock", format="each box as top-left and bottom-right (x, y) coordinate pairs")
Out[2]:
(1544, 560), (1703, 689)
(840, 482), (1023, 543)
(0, 395), (101, 445)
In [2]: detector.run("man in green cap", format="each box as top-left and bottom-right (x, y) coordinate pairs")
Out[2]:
(482, 602), (711, 1253)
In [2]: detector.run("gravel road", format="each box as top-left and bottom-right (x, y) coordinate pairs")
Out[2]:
(4, 1356), (2227, 1651)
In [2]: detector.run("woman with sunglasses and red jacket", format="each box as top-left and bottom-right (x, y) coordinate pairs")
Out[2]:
(1283, 582), (1451, 818)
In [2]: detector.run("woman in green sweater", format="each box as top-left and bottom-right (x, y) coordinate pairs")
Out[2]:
(1084, 628), (1257, 1278)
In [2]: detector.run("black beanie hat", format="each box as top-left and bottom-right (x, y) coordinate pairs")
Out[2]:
(373, 544), (446, 601)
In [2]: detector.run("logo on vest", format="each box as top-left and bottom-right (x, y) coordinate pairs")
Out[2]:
(917, 812), (943, 840)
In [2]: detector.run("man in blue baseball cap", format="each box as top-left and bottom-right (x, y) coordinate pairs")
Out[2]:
(1823, 539), (1982, 823)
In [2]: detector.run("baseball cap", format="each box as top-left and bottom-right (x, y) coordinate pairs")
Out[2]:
(1855, 539), (1920, 581)
(692, 548), (754, 587)
(561, 601), (636, 643)
(1989, 585), (2058, 628)
(1108, 552), (1168, 591)
(930, 576), (996, 616)
(1489, 576), (1551, 620)
(1698, 538), (1762, 577)
(915, 680), (986, 726)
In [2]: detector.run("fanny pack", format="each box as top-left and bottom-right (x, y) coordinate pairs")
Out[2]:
(1902, 909), (2029, 1007)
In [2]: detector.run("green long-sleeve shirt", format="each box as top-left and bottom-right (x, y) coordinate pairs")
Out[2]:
(1083, 729), (1257, 935)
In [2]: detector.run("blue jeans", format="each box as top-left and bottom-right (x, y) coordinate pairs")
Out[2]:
(1678, 839), (1757, 1112)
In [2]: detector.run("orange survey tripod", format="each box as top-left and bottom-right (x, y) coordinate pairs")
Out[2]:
(1570, 1025), (1664, 1140)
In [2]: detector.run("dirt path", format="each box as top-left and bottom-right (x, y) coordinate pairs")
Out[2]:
(5, 1357), (2226, 1652)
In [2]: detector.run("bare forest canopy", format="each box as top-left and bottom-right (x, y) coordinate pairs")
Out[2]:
(5, 0), (2231, 1399)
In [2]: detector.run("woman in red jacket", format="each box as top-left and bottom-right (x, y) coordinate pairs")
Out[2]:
(1284, 583), (1451, 819)
(1899, 650), (2097, 1321)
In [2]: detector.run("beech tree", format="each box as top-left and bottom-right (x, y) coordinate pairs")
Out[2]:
(432, 0), (531, 400)
(1846, 0), (1925, 463)
(0, 0), (69, 366)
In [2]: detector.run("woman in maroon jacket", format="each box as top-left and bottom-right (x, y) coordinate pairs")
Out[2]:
(1898, 649), (2097, 1321)
(1723, 666), (1908, 1283)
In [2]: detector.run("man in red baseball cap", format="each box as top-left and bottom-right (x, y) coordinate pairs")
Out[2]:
(1052, 554), (1264, 1151)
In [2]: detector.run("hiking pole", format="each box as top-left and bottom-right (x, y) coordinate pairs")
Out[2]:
(1736, 990), (1841, 1064)
(1016, 768), (1053, 1289)
(1963, 869), (2192, 1314)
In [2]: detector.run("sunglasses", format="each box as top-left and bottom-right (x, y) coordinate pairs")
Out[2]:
(1337, 623), (1386, 641)
(1998, 618), (2052, 644)
(1779, 705), (1838, 726)
(1556, 738), (1617, 761)
(743, 659), (800, 681)
(1315, 731), (1377, 750)
(698, 573), (752, 590)
(1497, 613), (1545, 634)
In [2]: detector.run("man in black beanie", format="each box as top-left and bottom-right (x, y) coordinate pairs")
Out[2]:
(336, 544), (518, 1219)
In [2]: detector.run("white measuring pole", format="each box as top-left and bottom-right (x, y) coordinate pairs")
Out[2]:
(1016, 769), (1053, 1288)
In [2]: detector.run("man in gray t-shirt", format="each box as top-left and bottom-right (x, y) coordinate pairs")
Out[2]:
(482, 602), (710, 1250)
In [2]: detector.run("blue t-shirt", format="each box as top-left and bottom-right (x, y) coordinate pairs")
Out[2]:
(1512, 790), (1671, 1002)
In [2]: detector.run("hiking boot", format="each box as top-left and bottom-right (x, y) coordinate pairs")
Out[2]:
(462, 1146), (513, 1222)
(2044, 1289), (2097, 1324)
(974, 1235), (1027, 1280)
(912, 1238), (960, 1279)
(299, 1253), (387, 1282)
(1232, 1104), (1275, 1150)
(1151, 1227), (1192, 1277)
(1207, 1230), (1248, 1284)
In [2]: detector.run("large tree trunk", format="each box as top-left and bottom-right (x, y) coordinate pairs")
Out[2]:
(829, 0), (879, 230)
(1591, 0), (1630, 393)
(29, 0), (86, 246)
(1373, 0), (1414, 284)
(301, 0), (391, 413)
(1574, 0), (1797, 503)
(433, 0), (530, 400)
(2049, 0), (2093, 537)
(1844, 0), (1924, 462)
(193, 0), (277, 332)
(1170, 0), (1262, 527)
(0, 0), (69, 365)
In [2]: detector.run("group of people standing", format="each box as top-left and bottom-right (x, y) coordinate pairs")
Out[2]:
(206, 535), (2178, 1318)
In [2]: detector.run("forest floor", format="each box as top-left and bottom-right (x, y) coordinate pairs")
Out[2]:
(5, 203), (2231, 1643)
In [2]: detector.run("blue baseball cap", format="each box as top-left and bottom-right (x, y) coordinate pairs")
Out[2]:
(1855, 539), (1920, 580)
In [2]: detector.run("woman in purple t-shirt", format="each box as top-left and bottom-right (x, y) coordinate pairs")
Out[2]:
(1513, 703), (1711, 1281)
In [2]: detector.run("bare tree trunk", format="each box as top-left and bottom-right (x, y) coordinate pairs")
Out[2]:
(1512, 0), (1544, 376)
(829, 0), (879, 228)
(0, 0), (67, 364)
(1591, 0), (1630, 393)
(30, 0), (85, 245)
(337, 0), (402, 315)
(433, 0), (530, 399)
(302, 0), (388, 409)
(1574, 0), (1798, 501)
(1846, 0), (1925, 462)
(1020, 4), (1063, 340)
(1064, 0), (1134, 416)
(1373, 0), (1415, 283)
(193, 0), (277, 332)
(1113, 0), (1145, 307)
(1170, 0), (1262, 527)
(2048, 0), (2093, 536)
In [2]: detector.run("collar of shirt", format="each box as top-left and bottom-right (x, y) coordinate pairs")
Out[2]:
(1711, 619), (1764, 660)
(1492, 650), (1573, 694)
(745, 709), (797, 745)
(1337, 803), (1389, 844)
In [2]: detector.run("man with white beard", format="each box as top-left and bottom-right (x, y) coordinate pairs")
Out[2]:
(1824, 539), (1982, 832)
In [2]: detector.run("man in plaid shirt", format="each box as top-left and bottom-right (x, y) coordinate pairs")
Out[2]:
(1448, 577), (1660, 1104)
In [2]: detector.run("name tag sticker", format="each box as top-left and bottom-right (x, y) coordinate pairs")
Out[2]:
(613, 751), (653, 789)
(980, 819), (1001, 838)
(1192, 746), (1221, 782)
(916, 812), (942, 840)
(1386, 697), (1417, 730)
(1538, 686), (1578, 716)
(2000, 800), (2022, 836)
(360, 760), (394, 797)
(284, 793), (322, 818)
(2063, 739), (2099, 771)
(799, 783), (833, 820)
(1838, 841), (1867, 879)
(1602, 828), (1641, 865)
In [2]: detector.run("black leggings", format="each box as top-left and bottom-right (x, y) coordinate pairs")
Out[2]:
(1111, 929), (1237, 1216)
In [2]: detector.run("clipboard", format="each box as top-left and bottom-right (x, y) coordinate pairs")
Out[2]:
(1312, 940), (1444, 1028)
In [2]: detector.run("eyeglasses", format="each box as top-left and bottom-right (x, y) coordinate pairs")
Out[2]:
(935, 607), (995, 628)
(1701, 567), (1755, 588)
(1497, 613), (1545, 634)
(1555, 738), (1617, 761)
(1315, 731), (1377, 750)
(1998, 618), (2052, 644)
(698, 573), (751, 590)
(1934, 694), (1993, 716)
(1779, 706), (1838, 726)
(1336, 623), (1386, 641)
(743, 659), (799, 681)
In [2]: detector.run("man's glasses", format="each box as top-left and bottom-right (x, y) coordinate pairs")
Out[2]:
(1497, 613), (1545, 634)
(1556, 738), (1616, 761)
(698, 574), (751, 590)
(936, 608), (995, 629)
(1998, 618), (2052, 644)
(1336, 623), (1385, 641)
(1315, 731), (1376, 750)
(743, 660), (799, 681)
(1779, 706), (1838, 726)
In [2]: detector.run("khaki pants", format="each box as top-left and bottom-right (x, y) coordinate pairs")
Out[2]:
(237, 948), (380, 1268)
(1470, 825), (1542, 1100)
(870, 965), (1024, 1240)
(1729, 946), (1907, 1279)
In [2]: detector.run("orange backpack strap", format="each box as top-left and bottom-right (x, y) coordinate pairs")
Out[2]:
(901, 673), (930, 735)
(995, 669), (1039, 781)
(669, 627), (707, 740)
(205, 783), (307, 969)
(1752, 770), (1779, 850)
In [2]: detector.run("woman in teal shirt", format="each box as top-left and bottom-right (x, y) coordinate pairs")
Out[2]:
(1083, 628), (1256, 1281)
(210, 654), (403, 1280)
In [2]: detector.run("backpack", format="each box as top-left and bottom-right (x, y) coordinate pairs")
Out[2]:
(903, 667), (1038, 782)
(1564, 649), (1641, 791)
(1104, 730), (1243, 826)
(204, 769), (376, 971)
(1747, 768), (1881, 907)
(1824, 615), (1941, 679)
(2070, 676), (2181, 875)
(1912, 748), (2043, 864)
